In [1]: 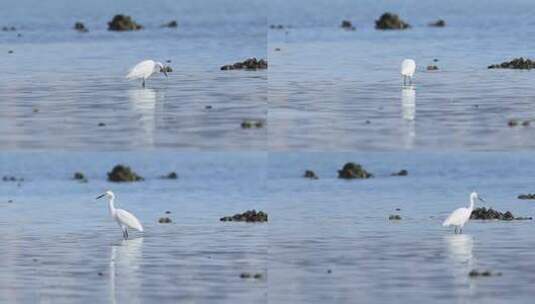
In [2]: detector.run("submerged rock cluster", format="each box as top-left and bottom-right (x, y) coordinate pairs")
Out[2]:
(304, 170), (319, 179)
(107, 165), (144, 182)
(391, 169), (408, 176)
(518, 193), (535, 200)
(375, 13), (410, 30)
(341, 20), (356, 30)
(338, 162), (373, 179)
(108, 15), (143, 31)
(488, 57), (535, 69)
(221, 58), (268, 70)
(74, 22), (88, 32)
(428, 19), (446, 27)
(470, 207), (532, 220)
(220, 210), (268, 223)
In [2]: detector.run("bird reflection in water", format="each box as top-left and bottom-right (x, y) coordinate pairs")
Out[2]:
(110, 237), (143, 304)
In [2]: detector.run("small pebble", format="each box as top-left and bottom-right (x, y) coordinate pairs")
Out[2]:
(98, 272), (103, 276)
(8, 50), (13, 54)
(205, 105), (213, 109)
(165, 211), (171, 214)
(98, 122), (106, 127)
(327, 269), (332, 274)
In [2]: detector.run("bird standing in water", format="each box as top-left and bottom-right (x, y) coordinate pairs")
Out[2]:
(126, 60), (168, 88)
(96, 190), (144, 239)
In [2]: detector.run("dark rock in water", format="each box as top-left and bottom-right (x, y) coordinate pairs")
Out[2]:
(337, 162), (373, 179)
(508, 119), (519, 127)
(108, 15), (143, 31)
(241, 119), (264, 129)
(341, 20), (356, 30)
(73, 172), (88, 182)
(427, 65), (439, 71)
(391, 169), (408, 176)
(2, 176), (23, 182)
(158, 217), (172, 223)
(221, 58), (268, 70)
(74, 22), (88, 32)
(220, 210), (268, 223)
(8, 200), (13, 203)
(488, 57), (535, 69)
(240, 272), (263, 279)
(522, 120), (531, 127)
(518, 193), (535, 200)
(433, 59), (439, 62)
(327, 269), (332, 274)
(2, 26), (16, 31)
(428, 19), (446, 27)
(469, 270), (502, 277)
(274, 48), (281, 51)
(470, 207), (532, 220)
(98, 122), (106, 127)
(389, 214), (402, 220)
(162, 172), (178, 179)
(107, 165), (143, 182)
(205, 105), (213, 109)
(162, 20), (178, 28)
(304, 170), (319, 179)
(165, 211), (171, 214)
(375, 12), (410, 30)
(270, 24), (285, 29)
(98, 272), (103, 276)
(8, 50), (13, 54)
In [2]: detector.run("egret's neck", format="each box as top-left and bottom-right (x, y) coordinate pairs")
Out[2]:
(469, 196), (475, 210)
(108, 197), (116, 215)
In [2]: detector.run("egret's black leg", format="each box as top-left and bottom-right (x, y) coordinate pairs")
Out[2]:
(125, 229), (129, 240)
(142, 79), (146, 88)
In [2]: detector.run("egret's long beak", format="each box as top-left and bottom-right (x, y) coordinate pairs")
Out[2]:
(96, 194), (105, 200)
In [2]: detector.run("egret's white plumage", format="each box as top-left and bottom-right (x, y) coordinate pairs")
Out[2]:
(126, 60), (168, 88)
(97, 190), (143, 239)
(401, 59), (416, 86)
(443, 192), (484, 234)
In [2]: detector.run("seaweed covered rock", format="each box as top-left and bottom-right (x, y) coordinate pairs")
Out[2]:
(469, 270), (502, 277)
(304, 170), (319, 179)
(341, 20), (355, 30)
(221, 58), (268, 70)
(470, 207), (532, 220)
(73, 172), (88, 182)
(337, 162), (373, 179)
(162, 20), (178, 28)
(488, 57), (535, 70)
(375, 13), (410, 30)
(428, 19), (446, 27)
(108, 15), (143, 31)
(107, 165), (143, 182)
(220, 210), (268, 223)
(389, 214), (402, 220)
(518, 193), (535, 200)
(74, 22), (88, 32)
(391, 169), (408, 176)
(158, 217), (172, 223)
(161, 172), (178, 179)
(241, 119), (265, 129)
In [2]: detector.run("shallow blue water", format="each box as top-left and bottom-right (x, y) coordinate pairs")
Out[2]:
(268, 152), (535, 303)
(268, 0), (535, 150)
(0, 152), (268, 303)
(0, 0), (267, 150)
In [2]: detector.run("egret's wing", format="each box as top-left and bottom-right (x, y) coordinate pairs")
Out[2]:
(116, 209), (144, 232)
(442, 208), (469, 226)
(126, 60), (155, 79)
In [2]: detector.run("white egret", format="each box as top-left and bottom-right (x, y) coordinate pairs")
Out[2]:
(443, 192), (485, 234)
(126, 60), (168, 88)
(401, 59), (416, 86)
(96, 190), (144, 239)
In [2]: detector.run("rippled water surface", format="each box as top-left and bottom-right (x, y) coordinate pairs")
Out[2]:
(268, 0), (535, 150)
(0, 152), (267, 303)
(0, 0), (266, 150)
(268, 152), (535, 303)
